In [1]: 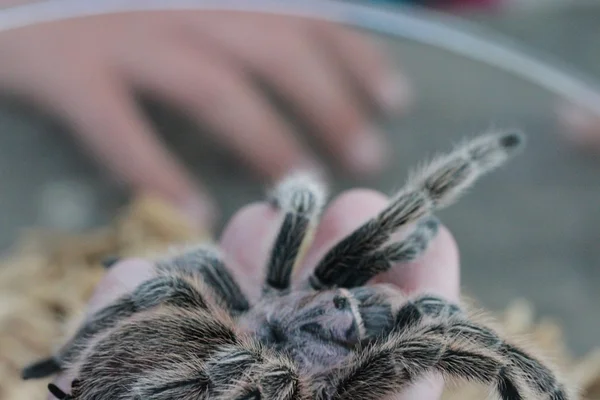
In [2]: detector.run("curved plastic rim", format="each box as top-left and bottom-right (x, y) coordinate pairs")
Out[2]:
(1, 0), (599, 113)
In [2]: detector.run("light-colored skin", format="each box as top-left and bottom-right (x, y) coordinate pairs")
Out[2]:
(0, 10), (411, 228)
(48, 189), (460, 400)
(559, 103), (600, 153)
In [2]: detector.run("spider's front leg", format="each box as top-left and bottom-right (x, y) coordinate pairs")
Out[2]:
(307, 131), (524, 290)
(317, 322), (508, 400)
(392, 294), (462, 331)
(22, 274), (212, 380)
(62, 307), (307, 400)
(22, 245), (249, 380)
(394, 294), (573, 399)
(322, 294), (573, 400)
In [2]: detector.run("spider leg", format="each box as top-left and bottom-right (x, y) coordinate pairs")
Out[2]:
(103, 246), (248, 312)
(308, 131), (525, 289)
(391, 296), (570, 400)
(319, 326), (514, 400)
(378, 216), (440, 263)
(315, 216), (441, 289)
(393, 294), (462, 331)
(131, 368), (211, 400)
(156, 244), (250, 313)
(206, 345), (307, 400)
(439, 319), (571, 399)
(59, 307), (235, 399)
(128, 347), (306, 400)
(264, 173), (326, 294)
(48, 383), (74, 400)
(66, 307), (307, 400)
(22, 274), (213, 380)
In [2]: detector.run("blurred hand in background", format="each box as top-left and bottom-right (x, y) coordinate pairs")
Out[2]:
(0, 11), (411, 229)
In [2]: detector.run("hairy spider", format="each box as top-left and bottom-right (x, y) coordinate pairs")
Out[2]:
(22, 131), (573, 400)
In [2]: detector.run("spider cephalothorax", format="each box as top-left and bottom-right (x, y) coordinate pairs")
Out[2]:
(22, 131), (575, 400)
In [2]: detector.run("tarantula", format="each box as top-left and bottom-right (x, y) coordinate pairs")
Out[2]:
(22, 131), (573, 400)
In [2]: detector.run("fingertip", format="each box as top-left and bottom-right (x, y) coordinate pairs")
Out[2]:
(302, 188), (389, 271)
(314, 188), (388, 239)
(377, 72), (414, 115)
(219, 202), (279, 257)
(556, 102), (600, 148)
(86, 259), (155, 315)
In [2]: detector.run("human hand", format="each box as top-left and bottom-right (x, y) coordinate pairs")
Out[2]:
(0, 11), (410, 229)
(47, 188), (459, 400)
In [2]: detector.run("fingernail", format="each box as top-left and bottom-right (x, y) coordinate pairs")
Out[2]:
(345, 128), (390, 176)
(558, 103), (597, 143)
(378, 73), (413, 113)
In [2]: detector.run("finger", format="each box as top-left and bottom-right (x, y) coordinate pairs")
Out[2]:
(557, 102), (600, 151)
(313, 22), (413, 114)
(124, 37), (321, 182)
(219, 202), (282, 302)
(188, 17), (390, 176)
(54, 71), (217, 229)
(47, 259), (155, 399)
(299, 188), (390, 275)
(256, 33), (391, 176)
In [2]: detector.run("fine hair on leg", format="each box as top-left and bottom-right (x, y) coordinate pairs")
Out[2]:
(156, 244), (250, 313)
(308, 131), (525, 290)
(389, 294), (569, 400)
(22, 273), (214, 380)
(264, 172), (326, 294)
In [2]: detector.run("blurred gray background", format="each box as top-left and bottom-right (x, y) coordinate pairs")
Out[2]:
(0, 4), (598, 356)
